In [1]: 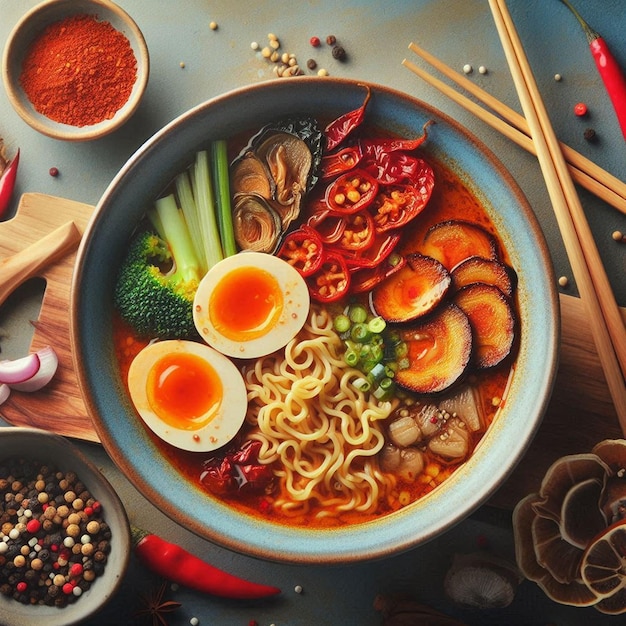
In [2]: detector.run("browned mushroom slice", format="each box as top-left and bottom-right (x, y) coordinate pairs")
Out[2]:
(230, 152), (275, 199)
(453, 283), (516, 369)
(395, 304), (472, 394)
(372, 253), (450, 323)
(421, 220), (499, 271)
(450, 256), (516, 297)
(232, 193), (282, 253)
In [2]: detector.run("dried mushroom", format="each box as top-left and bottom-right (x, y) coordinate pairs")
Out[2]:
(231, 117), (323, 253)
(512, 439), (626, 614)
(443, 551), (522, 609)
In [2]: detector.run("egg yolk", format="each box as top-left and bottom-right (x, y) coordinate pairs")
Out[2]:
(209, 266), (283, 341)
(146, 352), (222, 430)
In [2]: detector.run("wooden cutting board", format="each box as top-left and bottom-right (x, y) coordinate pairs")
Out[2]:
(0, 192), (623, 507)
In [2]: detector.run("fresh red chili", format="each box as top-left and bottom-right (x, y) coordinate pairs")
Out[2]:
(560, 0), (626, 140)
(324, 86), (371, 151)
(334, 210), (375, 251)
(341, 230), (401, 268)
(325, 169), (379, 214)
(307, 208), (346, 244)
(0, 148), (20, 218)
(371, 181), (433, 232)
(277, 225), (324, 276)
(307, 251), (350, 302)
(131, 526), (281, 600)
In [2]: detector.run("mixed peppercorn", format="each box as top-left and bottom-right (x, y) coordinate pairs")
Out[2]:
(0, 458), (111, 607)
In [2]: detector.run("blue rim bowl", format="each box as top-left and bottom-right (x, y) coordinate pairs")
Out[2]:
(70, 77), (559, 564)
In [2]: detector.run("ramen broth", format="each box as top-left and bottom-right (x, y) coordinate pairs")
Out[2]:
(114, 150), (516, 528)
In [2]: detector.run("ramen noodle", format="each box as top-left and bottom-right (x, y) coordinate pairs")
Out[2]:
(242, 306), (398, 519)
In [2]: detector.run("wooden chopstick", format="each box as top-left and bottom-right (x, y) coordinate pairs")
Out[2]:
(402, 43), (626, 215)
(487, 0), (626, 431)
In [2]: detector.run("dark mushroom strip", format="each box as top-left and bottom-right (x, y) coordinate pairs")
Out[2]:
(232, 193), (282, 253)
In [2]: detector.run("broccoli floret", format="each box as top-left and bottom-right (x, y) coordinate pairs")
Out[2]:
(114, 195), (203, 340)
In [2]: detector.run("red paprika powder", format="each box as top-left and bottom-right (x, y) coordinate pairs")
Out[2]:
(19, 14), (137, 127)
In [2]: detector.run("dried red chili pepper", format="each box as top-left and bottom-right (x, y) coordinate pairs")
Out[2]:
(0, 148), (20, 218)
(350, 253), (406, 293)
(131, 526), (281, 600)
(325, 169), (379, 214)
(324, 86), (371, 151)
(277, 225), (324, 276)
(560, 0), (626, 140)
(308, 251), (350, 302)
(320, 145), (362, 179)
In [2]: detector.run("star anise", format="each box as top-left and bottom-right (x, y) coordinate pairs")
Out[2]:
(134, 581), (182, 626)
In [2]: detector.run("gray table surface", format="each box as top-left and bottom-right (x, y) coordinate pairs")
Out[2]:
(1, 1), (625, 624)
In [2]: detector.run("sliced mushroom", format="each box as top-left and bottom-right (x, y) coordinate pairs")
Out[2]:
(230, 152), (275, 199)
(560, 478), (607, 549)
(232, 193), (282, 253)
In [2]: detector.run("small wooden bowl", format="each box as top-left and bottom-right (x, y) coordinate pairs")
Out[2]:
(2, 0), (149, 142)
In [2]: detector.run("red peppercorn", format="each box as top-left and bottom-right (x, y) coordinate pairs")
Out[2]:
(26, 518), (41, 534)
(16, 581), (27, 593)
(574, 102), (588, 116)
(49, 166), (59, 177)
(70, 563), (83, 577)
(309, 36), (320, 47)
(326, 35), (337, 45)
(62, 582), (74, 595)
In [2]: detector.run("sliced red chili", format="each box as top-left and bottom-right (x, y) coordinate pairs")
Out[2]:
(371, 181), (434, 232)
(307, 251), (350, 302)
(325, 169), (379, 214)
(324, 86), (371, 151)
(360, 121), (432, 157)
(350, 253), (406, 293)
(335, 210), (375, 251)
(341, 230), (401, 268)
(320, 145), (362, 179)
(307, 208), (346, 244)
(277, 225), (324, 276)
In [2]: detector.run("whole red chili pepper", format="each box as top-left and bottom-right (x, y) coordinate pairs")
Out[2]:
(131, 526), (281, 600)
(0, 148), (20, 218)
(559, 0), (626, 140)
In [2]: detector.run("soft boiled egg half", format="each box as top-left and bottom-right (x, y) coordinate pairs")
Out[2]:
(127, 339), (248, 452)
(193, 252), (310, 359)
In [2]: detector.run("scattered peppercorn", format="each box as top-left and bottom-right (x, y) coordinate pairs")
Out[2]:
(478, 65), (487, 74)
(310, 36), (321, 47)
(463, 64), (473, 74)
(612, 230), (625, 242)
(554, 73), (562, 81)
(49, 166), (59, 177)
(209, 21), (218, 31)
(332, 45), (347, 61)
(307, 59), (317, 70)
(326, 35), (337, 45)
(558, 276), (569, 287)
(583, 127), (597, 142)
(574, 102), (588, 117)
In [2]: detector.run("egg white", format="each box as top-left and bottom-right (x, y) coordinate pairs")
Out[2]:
(193, 252), (310, 359)
(127, 339), (248, 452)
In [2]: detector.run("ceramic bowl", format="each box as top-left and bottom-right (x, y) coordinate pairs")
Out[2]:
(0, 427), (130, 626)
(71, 78), (559, 564)
(2, 0), (149, 141)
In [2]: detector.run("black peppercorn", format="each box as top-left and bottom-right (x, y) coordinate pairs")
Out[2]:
(307, 58), (317, 70)
(583, 127), (597, 142)
(332, 45), (347, 61)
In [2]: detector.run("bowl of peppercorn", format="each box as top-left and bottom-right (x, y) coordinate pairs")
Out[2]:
(1, 0), (149, 142)
(0, 427), (130, 626)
